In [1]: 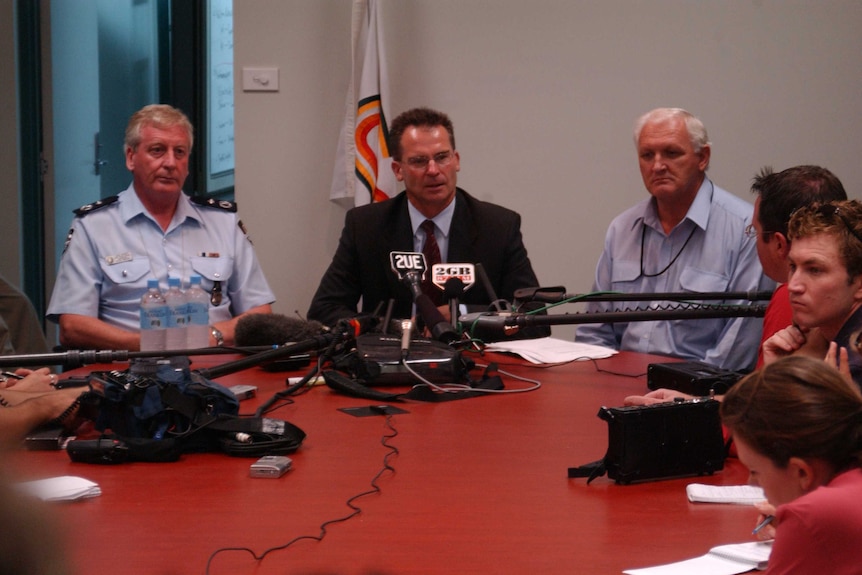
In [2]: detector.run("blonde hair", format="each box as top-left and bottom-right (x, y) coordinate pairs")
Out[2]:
(124, 104), (194, 152)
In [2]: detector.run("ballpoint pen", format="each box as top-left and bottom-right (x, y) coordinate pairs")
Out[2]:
(752, 515), (775, 535)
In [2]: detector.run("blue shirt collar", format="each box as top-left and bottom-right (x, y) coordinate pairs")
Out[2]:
(642, 177), (713, 233)
(120, 184), (202, 232)
(407, 195), (456, 239)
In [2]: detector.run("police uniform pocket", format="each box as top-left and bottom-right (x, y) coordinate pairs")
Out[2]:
(99, 256), (150, 285)
(190, 256), (234, 286)
(190, 256), (235, 309)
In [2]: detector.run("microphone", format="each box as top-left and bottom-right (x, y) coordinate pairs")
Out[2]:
(415, 293), (459, 344)
(390, 251), (459, 344)
(197, 315), (380, 381)
(390, 251), (427, 299)
(235, 314), (326, 346)
(430, 263), (475, 330)
(400, 319), (414, 359)
(444, 277), (465, 331)
(234, 314), (326, 372)
(512, 286), (568, 306)
(459, 311), (524, 340)
(430, 263), (475, 292)
(475, 263), (511, 312)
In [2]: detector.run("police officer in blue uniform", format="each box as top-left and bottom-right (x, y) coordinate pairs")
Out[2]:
(47, 104), (274, 350)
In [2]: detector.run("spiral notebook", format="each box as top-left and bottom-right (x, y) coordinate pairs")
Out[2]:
(623, 540), (771, 575)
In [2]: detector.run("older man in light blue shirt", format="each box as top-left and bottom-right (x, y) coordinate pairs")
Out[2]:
(576, 108), (773, 371)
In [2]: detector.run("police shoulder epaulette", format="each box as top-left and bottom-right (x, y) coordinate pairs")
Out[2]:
(191, 196), (238, 213)
(73, 195), (119, 217)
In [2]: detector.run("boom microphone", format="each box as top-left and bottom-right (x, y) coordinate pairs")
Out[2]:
(198, 316), (379, 380)
(460, 304), (768, 341)
(235, 314), (326, 346)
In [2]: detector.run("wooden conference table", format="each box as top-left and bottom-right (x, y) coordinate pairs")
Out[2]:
(6, 350), (758, 575)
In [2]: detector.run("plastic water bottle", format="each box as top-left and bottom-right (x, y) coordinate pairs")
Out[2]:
(186, 274), (211, 348)
(164, 276), (187, 350)
(139, 279), (167, 352)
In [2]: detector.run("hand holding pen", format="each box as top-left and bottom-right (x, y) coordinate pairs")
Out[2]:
(753, 501), (777, 540)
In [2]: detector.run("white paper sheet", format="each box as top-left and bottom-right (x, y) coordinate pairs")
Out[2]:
(15, 475), (101, 501)
(485, 337), (618, 364)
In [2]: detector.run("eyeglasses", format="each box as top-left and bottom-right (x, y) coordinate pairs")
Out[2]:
(402, 151), (455, 171)
(816, 204), (862, 245)
(744, 224), (775, 239)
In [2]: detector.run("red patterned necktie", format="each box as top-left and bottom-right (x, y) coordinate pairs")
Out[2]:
(420, 219), (443, 306)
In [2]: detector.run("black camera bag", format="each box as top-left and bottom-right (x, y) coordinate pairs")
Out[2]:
(569, 398), (727, 484)
(67, 362), (305, 463)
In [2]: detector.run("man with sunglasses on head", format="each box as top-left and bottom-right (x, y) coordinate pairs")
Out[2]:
(576, 108), (772, 371)
(308, 107), (541, 328)
(762, 199), (862, 389)
(748, 166), (847, 367)
(625, 165), (847, 406)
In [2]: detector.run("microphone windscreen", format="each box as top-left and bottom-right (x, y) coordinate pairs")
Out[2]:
(415, 294), (458, 344)
(443, 277), (465, 299)
(235, 314), (325, 347)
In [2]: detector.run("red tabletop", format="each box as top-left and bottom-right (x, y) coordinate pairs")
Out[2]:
(5, 350), (757, 575)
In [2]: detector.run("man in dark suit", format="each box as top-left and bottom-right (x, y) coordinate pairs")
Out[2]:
(308, 107), (541, 328)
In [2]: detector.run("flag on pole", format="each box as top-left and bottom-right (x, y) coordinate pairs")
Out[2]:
(330, 0), (397, 207)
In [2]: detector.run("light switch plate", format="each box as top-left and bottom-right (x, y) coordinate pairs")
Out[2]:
(242, 67), (279, 92)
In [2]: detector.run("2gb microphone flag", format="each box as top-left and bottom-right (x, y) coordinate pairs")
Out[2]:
(330, 0), (398, 207)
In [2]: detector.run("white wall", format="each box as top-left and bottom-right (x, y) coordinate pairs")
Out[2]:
(234, 0), (862, 336)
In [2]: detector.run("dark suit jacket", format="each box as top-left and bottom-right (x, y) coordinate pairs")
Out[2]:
(308, 189), (541, 327)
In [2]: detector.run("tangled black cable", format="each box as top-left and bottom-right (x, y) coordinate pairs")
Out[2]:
(204, 412), (400, 574)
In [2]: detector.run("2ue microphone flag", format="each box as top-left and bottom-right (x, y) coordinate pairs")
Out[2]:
(330, 0), (398, 207)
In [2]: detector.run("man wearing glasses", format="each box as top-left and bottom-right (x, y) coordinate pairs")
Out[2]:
(748, 166), (846, 367)
(762, 200), (862, 388)
(308, 107), (541, 328)
(625, 166), (847, 406)
(576, 107), (772, 371)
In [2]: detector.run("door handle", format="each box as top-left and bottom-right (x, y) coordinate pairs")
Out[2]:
(94, 132), (108, 175)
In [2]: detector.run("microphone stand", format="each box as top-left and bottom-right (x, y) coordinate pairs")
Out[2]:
(513, 287), (775, 306)
(461, 304), (768, 339)
(0, 345), (283, 369)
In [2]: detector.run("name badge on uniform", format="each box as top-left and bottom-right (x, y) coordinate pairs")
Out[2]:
(105, 252), (133, 265)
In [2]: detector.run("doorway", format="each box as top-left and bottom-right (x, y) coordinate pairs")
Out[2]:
(20, 0), (234, 342)
(46, 0), (162, 278)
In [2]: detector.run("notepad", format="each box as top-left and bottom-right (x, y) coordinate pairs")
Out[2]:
(686, 483), (765, 505)
(623, 540), (772, 575)
(14, 475), (101, 502)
